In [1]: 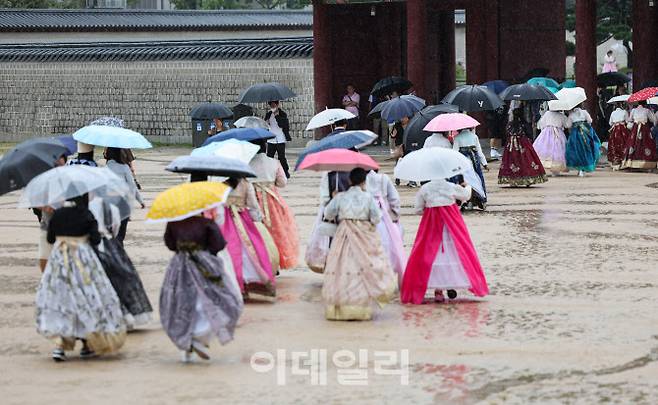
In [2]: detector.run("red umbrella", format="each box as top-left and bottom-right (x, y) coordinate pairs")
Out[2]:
(297, 148), (379, 172)
(628, 87), (658, 103)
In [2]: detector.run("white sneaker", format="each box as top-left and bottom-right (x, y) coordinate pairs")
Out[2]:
(490, 149), (501, 159)
(181, 350), (193, 363)
(191, 341), (210, 360)
(578, 170), (584, 177)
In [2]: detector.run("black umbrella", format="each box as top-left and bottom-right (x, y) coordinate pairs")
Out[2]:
(500, 84), (557, 101)
(190, 102), (234, 120)
(442, 85), (503, 112)
(403, 104), (460, 152)
(238, 82), (296, 103)
(597, 72), (631, 87)
(232, 103), (255, 121)
(371, 76), (413, 98)
(0, 138), (70, 195)
(165, 155), (256, 178)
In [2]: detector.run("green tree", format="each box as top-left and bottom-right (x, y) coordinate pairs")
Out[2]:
(170, 0), (199, 9)
(0, 0), (52, 7)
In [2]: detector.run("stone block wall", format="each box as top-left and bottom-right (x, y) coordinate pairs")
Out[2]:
(0, 58), (314, 146)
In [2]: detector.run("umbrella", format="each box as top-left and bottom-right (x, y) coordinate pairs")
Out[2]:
(367, 100), (387, 117)
(597, 72), (631, 87)
(403, 104), (460, 152)
(294, 130), (378, 170)
(146, 181), (231, 224)
(73, 125), (152, 149)
(233, 116), (269, 129)
(201, 127), (273, 146)
(527, 77), (560, 89)
(628, 87), (658, 103)
(192, 139), (260, 164)
(297, 149), (379, 172)
(423, 113), (480, 132)
(482, 80), (510, 94)
(238, 82), (296, 103)
(560, 79), (577, 89)
(166, 155), (256, 178)
(231, 104), (254, 121)
(520, 67), (550, 82)
(380, 95), (426, 121)
(52, 135), (76, 155)
(441, 85), (503, 112)
(89, 116), (125, 128)
(0, 138), (70, 195)
(648, 97), (658, 105)
(305, 108), (355, 131)
(393, 147), (472, 182)
(500, 83), (557, 101)
(607, 94), (630, 104)
(371, 76), (413, 98)
(18, 166), (125, 208)
(548, 87), (587, 111)
(189, 102), (233, 120)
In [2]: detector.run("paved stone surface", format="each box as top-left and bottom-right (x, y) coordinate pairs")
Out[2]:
(1, 147), (657, 404)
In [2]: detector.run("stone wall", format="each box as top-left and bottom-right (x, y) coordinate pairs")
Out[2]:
(0, 58), (315, 146)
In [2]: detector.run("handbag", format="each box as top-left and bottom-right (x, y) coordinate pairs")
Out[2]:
(316, 220), (338, 237)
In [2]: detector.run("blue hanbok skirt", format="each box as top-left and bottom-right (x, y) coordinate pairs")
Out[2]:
(565, 122), (601, 172)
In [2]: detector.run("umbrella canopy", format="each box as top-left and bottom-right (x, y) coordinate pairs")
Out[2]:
(305, 108), (356, 131)
(482, 80), (510, 94)
(52, 135), (76, 155)
(166, 155), (256, 178)
(367, 100), (387, 117)
(380, 95), (426, 121)
(371, 76), (413, 98)
(146, 181), (230, 224)
(628, 87), (658, 103)
(201, 127), (273, 146)
(548, 87), (588, 111)
(192, 138), (260, 164)
(294, 130), (377, 170)
(238, 82), (296, 103)
(0, 138), (71, 196)
(403, 104), (460, 152)
(527, 77), (560, 89)
(394, 147), (472, 182)
(597, 72), (631, 87)
(89, 116), (125, 128)
(423, 113), (480, 133)
(441, 85), (503, 112)
(607, 94), (630, 104)
(560, 79), (577, 89)
(73, 125), (152, 149)
(233, 116), (269, 129)
(297, 149), (379, 172)
(500, 83), (557, 101)
(189, 102), (233, 120)
(18, 165), (125, 208)
(648, 97), (658, 105)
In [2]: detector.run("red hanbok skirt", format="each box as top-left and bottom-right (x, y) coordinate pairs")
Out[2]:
(607, 123), (630, 169)
(498, 135), (547, 187)
(622, 123), (657, 170)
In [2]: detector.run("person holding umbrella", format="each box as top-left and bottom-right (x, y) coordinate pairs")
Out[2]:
(533, 108), (569, 176)
(606, 97), (631, 170)
(498, 108), (548, 186)
(564, 104), (602, 176)
(264, 100), (291, 178)
(452, 127), (489, 210)
(68, 142), (97, 167)
(622, 100), (658, 170)
(104, 147), (145, 244)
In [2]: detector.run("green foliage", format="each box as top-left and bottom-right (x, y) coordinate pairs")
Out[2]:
(565, 40), (576, 56)
(565, 0), (632, 45)
(170, 0), (198, 9)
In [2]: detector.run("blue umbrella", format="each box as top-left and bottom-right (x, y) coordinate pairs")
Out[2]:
(52, 135), (76, 155)
(527, 77), (560, 89)
(380, 95), (425, 122)
(294, 130), (377, 170)
(166, 155), (256, 178)
(482, 80), (510, 94)
(73, 125), (152, 149)
(201, 127), (274, 147)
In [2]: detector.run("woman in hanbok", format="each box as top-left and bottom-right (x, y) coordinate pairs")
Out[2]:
(89, 197), (153, 329)
(452, 128), (488, 209)
(401, 180), (489, 304)
(533, 109), (569, 175)
(249, 141), (299, 270)
(104, 147), (145, 244)
(222, 177), (276, 298)
(160, 215), (243, 362)
(565, 105), (602, 176)
(498, 108), (547, 187)
(322, 168), (397, 321)
(366, 169), (406, 284)
(602, 50), (618, 73)
(622, 101), (657, 170)
(423, 132), (452, 149)
(607, 102), (631, 170)
(36, 194), (126, 362)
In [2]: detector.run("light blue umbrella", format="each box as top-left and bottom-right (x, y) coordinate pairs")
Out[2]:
(527, 77), (560, 89)
(560, 79), (577, 89)
(72, 125), (152, 149)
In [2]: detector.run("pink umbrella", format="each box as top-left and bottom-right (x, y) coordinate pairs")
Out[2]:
(298, 148), (380, 172)
(423, 113), (480, 132)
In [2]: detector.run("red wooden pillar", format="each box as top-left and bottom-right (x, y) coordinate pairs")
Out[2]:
(633, 0), (658, 88)
(483, 0), (500, 81)
(465, 2), (486, 85)
(438, 10), (456, 97)
(312, 1), (332, 139)
(575, 0), (597, 113)
(406, 0), (428, 99)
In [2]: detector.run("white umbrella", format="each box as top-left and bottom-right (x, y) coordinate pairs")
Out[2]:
(19, 166), (129, 209)
(647, 97), (658, 105)
(233, 116), (269, 129)
(191, 138), (259, 164)
(548, 87), (587, 111)
(72, 125), (152, 149)
(305, 108), (356, 131)
(393, 148), (472, 182)
(607, 94), (631, 104)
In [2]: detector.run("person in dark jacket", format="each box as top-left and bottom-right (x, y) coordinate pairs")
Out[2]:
(264, 100), (291, 178)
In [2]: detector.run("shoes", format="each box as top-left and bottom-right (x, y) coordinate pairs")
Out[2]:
(191, 341), (210, 360)
(181, 349), (193, 363)
(80, 346), (98, 359)
(578, 170), (584, 177)
(52, 348), (67, 362)
(447, 290), (457, 299)
(395, 179), (400, 186)
(490, 149), (501, 160)
(434, 290), (445, 303)
(406, 181), (418, 188)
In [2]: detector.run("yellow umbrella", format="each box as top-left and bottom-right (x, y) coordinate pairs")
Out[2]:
(146, 181), (230, 223)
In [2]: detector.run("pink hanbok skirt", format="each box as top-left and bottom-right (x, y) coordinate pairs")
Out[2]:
(532, 125), (568, 173)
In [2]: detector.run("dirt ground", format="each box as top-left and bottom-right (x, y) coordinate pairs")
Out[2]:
(1, 147), (658, 404)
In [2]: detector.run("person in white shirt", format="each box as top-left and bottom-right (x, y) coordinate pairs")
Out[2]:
(452, 128), (488, 210)
(264, 100), (291, 178)
(533, 110), (569, 175)
(423, 132), (452, 149)
(607, 102), (631, 170)
(622, 101), (657, 170)
(565, 105), (602, 176)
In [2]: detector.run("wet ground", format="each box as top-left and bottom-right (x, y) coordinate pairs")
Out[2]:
(1, 147), (657, 404)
